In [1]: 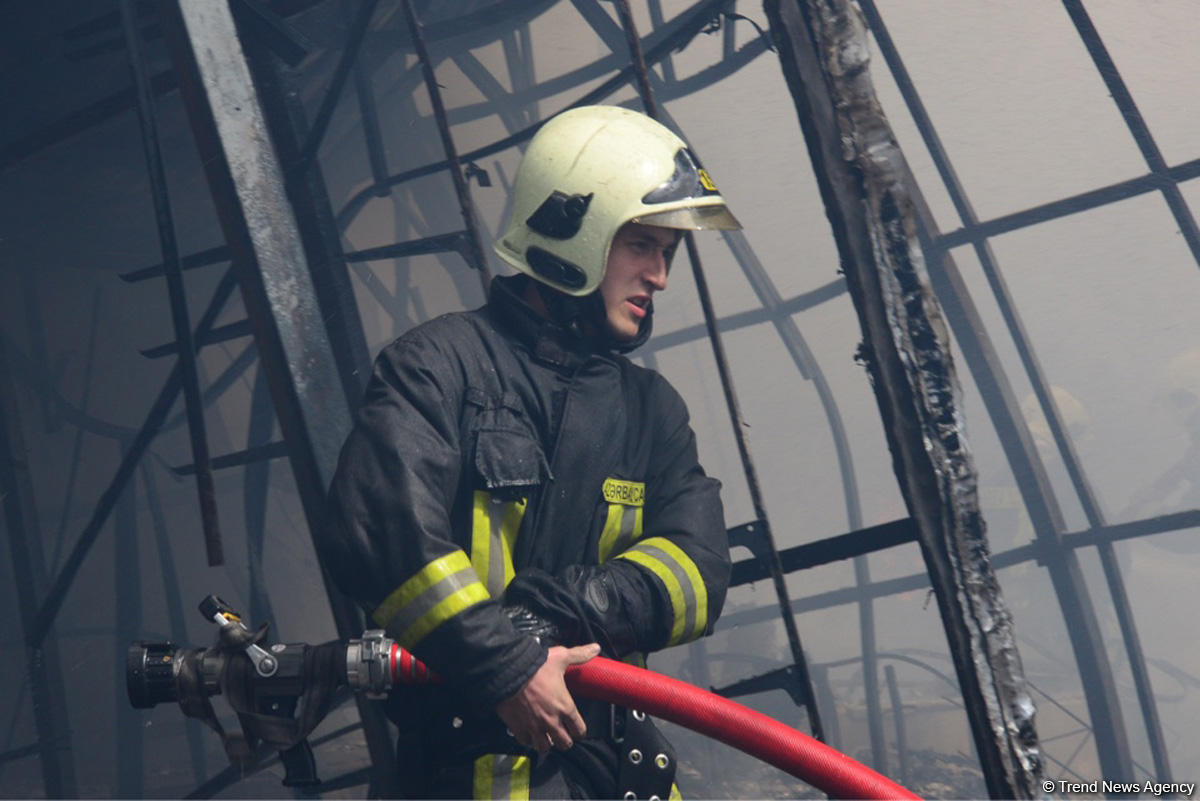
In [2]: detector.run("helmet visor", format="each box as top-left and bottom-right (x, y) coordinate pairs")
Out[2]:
(631, 204), (742, 231)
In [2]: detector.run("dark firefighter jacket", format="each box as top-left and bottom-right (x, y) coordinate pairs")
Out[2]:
(319, 274), (730, 782)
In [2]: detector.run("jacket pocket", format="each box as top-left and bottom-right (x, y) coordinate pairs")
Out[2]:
(470, 427), (550, 597)
(473, 427), (551, 493)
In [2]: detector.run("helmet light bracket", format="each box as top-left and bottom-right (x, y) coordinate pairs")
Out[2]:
(526, 191), (594, 239)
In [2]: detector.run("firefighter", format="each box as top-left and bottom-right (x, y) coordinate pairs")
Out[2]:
(320, 105), (740, 798)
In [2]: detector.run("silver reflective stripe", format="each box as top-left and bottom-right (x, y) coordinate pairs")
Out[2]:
(486, 497), (507, 597)
(473, 753), (530, 799)
(385, 562), (479, 641)
(637, 542), (698, 640)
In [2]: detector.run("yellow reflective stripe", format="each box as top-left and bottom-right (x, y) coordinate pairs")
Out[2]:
(473, 754), (492, 799)
(598, 504), (624, 562)
(598, 504), (644, 563)
(622, 651), (647, 669)
(615, 537), (707, 645)
(510, 756), (530, 799)
(399, 583), (490, 647)
(500, 500), (525, 589)
(471, 492), (498, 596)
(471, 491), (526, 597)
(473, 754), (530, 799)
(371, 550), (487, 648)
(372, 550), (474, 627)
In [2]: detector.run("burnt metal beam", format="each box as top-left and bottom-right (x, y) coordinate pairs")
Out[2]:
(399, 0), (493, 292)
(292, 0), (380, 172)
(858, 0), (1158, 786)
(141, 319), (252, 359)
(29, 267), (240, 649)
(730, 517), (917, 586)
(0, 71), (178, 174)
(1062, 0), (1200, 269)
(159, 2), (396, 792)
(230, 0), (312, 67)
(120, 0), (223, 565)
(113, 436), (143, 796)
(644, 277), (846, 352)
(334, 0), (735, 231)
(344, 231), (470, 262)
(49, 289), (103, 573)
(765, 1), (1045, 796)
(119, 245), (230, 283)
(170, 441), (289, 475)
(723, 508), (1200, 631)
(350, 1), (391, 197)
(885, 664), (910, 787)
(934, 157), (1200, 251)
(140, 461), (208, 781)
(0, 340), (77, 798)
(239, 13), (372, 412)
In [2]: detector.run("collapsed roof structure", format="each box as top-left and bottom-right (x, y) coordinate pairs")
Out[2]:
(2, 1), (1199, 797)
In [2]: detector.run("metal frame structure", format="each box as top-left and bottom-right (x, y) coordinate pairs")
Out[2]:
(3, 0), (1200, 797)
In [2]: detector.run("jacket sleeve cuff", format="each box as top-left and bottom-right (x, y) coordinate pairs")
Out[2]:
(472, 634), (547, 708)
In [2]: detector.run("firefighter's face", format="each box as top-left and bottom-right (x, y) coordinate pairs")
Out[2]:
(599, 223), (679, 341)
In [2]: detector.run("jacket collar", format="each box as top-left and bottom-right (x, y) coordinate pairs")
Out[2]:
(488, 274), (652, 368)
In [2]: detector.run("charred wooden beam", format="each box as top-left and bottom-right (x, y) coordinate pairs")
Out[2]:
(765, 0), (1049, 795)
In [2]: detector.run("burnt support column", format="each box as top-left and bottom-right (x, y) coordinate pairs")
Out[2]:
(765, 0), (1049, 795)
(159, 2), (397, 793)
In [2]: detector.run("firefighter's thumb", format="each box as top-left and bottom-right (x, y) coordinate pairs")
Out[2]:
(561, 642), (601, 666)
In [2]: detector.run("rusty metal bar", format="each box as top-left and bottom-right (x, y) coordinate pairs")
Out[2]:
(170, 441), (288, 476)
(344, 231), (470, 262)
(16, 272), (56, 433)
(612, 0), (826, 742)
(765, 0), (1047, 795)
(139, 460), (208, 782)
(723, 508), (1200, 629)
(644, 277), (846, 352)
(718, 229), (886, 766)
(49, 288), (102, 573)
(349, 0), (391, 197)
(1062, 0), (1200, 268)
(244, 367), (279, 630)
(730, 518), (918, 586)
(119, 245), (229, 283)
(934, 157), (1200, 251)
(858, 0), (1163, 785)
(294, 0), (380, 172)
(141, 319), (252, 359)
(240, 28), (374, 412)
(28, 266), (240, 649)
(399, 0), (493, 292)
(113, 436), (143, 797)
(885, 664), (909, 787)
(335, 0), (734, 230)
(119, 0), (223, 565)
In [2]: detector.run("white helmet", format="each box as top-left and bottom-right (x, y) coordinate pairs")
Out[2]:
(494, 105), (741, 297)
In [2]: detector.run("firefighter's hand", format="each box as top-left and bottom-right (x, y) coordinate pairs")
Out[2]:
(496, 643), (600, 753)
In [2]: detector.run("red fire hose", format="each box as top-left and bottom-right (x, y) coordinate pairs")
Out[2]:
(388, 645), (919, 799)
(566, 656), (919, 800)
